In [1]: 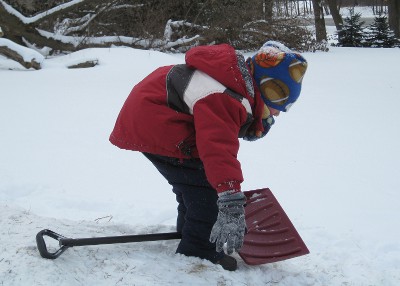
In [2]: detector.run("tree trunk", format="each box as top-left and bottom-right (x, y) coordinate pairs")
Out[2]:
(388, 0), (400, 37)
(264, 0), (273, 20)
(326, 0), (343, 31)
(311, 0), (327, 42)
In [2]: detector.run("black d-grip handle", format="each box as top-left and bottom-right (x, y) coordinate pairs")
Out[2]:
(36, 229), (70, 259)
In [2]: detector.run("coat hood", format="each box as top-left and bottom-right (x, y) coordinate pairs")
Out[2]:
(185, 44), (265, 134)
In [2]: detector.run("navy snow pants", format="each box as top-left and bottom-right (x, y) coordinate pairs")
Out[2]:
(143, 152), (224, 263)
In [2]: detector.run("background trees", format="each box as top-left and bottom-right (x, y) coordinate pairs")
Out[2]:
(0, 0), (399, 62)
(337, 8), (399, 47)
(1, 0), (319, 53)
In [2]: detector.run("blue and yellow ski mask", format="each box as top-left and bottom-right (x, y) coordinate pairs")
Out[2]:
(247, 41), (308, 112)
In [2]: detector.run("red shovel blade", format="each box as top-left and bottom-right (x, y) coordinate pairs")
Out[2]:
(239, 188), (309, 265)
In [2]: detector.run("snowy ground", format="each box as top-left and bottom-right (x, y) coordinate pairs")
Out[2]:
(1, 31), (400, 286)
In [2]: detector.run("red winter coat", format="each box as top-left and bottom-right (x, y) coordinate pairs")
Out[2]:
(110, 44), (265, 193)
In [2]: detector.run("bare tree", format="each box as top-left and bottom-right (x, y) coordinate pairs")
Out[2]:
(312, 0), (328, 42)
(326, 0), (344, 30)
(263, 0), (273, 20)
(388, 0), (400, 37)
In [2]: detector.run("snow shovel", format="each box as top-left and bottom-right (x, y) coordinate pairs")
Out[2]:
(238, 188), (309, 265)
(36, 188), (309, 264)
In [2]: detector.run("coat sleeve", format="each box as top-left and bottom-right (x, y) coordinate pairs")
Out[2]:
(192, 92), (249, 193)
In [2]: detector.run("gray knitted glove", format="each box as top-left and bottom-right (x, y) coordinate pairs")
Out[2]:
(210, 191), (247, 254)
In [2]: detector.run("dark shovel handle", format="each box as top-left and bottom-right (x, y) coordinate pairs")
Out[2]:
(36, 229), (182, 259)
(36, 229), (70, 259)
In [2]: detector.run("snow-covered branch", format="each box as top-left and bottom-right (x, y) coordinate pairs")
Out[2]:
(110, 4), (144, 10)
(164, 20), (204, 40)
(37, 27), (201, 52)
(0, 0), (85, 24)
(37, 29), (151, 48)
(163, 20), (205, 50)
(0, 38), (44, 69)
(54, 2), (116, 36)
(55, 13), (97, 35)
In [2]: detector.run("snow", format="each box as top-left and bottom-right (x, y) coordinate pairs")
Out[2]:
(1, 43), (400, 284)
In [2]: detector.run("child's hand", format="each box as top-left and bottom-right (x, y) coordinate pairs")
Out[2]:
(209, 191), (246, 254)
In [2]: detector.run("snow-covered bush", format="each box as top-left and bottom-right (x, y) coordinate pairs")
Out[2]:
(337, 8), (400, 48)
(337, 8), (366, 47)
(363, 14), (400, 48)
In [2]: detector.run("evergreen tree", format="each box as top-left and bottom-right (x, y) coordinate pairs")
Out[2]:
(337, 8), (366, 47)
(365, 14), (399, 48)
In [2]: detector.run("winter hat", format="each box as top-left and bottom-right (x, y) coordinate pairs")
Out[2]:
(247, 41), (308, 112)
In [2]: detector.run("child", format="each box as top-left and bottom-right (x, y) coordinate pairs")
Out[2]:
(110, 41), (307, 271)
